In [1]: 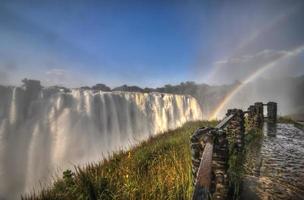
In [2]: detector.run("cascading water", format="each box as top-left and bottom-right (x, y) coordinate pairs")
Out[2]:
(0, 86), (203, 199)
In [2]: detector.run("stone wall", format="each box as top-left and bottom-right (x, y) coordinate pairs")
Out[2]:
(247, 102), (264, 129)
(226, 109), (245, 150)
(267, 102), (277, 123)
(191, 102), (277, 200)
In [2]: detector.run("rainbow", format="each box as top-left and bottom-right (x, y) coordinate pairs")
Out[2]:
(209, 45), (304, 120)
(204, 9), (297, 84)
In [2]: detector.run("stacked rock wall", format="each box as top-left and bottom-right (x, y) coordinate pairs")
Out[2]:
(247, 102), (264, 129)
(191, 102), (277, 200)
(226, 109), (245, 150)
(254, 102), (264, 128)
(247, 105), (255, 129)
(267, 102), (277, 123)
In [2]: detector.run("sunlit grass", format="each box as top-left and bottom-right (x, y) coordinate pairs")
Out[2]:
(23, 121), (218, 200)
(22, 119), (263, 200)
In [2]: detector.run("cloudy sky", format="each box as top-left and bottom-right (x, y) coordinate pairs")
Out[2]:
(0, 0), (303, 87)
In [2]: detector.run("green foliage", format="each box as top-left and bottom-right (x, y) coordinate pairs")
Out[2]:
(62, 170), (75, 188)
(277, 116), (304, 130)
(277, 116), (295, 123)
(227, 148), (244, 200)
(24, 121), (215, 200)
(244, 128), (262, 144)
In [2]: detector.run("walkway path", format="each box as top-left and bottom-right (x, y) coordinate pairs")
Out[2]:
(241, 123), (304, 200)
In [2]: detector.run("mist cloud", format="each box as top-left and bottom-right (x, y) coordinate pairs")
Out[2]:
(0, 61), (19, 85)
(0, 70), (8, 84)
(45, 68), (68, 86)
(209, 49), (304, 84)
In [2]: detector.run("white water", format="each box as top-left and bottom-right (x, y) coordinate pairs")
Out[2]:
(0, 87), (202, 199)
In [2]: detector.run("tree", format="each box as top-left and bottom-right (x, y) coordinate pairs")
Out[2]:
(92, 84), (111, 91)
(22, 78), (42, 90)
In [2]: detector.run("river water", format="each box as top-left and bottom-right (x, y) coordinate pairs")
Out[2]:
(241, 123), (304, 200)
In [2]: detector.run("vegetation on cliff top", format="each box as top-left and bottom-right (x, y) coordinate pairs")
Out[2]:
(23, 119), (265, 200)
(23, 121), (218, 200)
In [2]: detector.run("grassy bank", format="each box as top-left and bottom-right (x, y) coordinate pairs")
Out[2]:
(278, 116), (304, 130)
(23, 121), (218, 200)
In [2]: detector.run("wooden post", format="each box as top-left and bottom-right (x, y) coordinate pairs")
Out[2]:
(191, 128), (213, 200)
(191, 127), (212, 185)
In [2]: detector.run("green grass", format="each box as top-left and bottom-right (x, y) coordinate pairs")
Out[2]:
(23, 119), (263, 200)
(277, 116), (296, 124)
(278, 116), (304, 130)
(23, 121), (218, 200)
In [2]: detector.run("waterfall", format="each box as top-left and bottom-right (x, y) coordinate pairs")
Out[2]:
(0, 87), (202, 199)
(9, 87), (17, 126)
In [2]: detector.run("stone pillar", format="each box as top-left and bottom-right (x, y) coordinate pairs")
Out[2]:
(226, 109), (245, 150)
(247, 105), (255, 129)
(267, 102), (277, 123)
(254, 102), (264, 128)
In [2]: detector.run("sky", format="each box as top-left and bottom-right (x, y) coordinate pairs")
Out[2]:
(0, 0), (304, 87)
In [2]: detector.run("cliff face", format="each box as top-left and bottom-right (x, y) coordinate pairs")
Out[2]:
(0, 86), (202, 199)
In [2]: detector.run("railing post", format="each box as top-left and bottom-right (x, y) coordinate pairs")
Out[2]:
(267, 102), (277, 123)
(247, 105), (255, 129)
(247, 103), (264, 130)
(254, 102), (264, 128)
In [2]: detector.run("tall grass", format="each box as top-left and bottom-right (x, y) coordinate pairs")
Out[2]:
(278, 116), (304, 130)
(23, 121), (217, 200)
